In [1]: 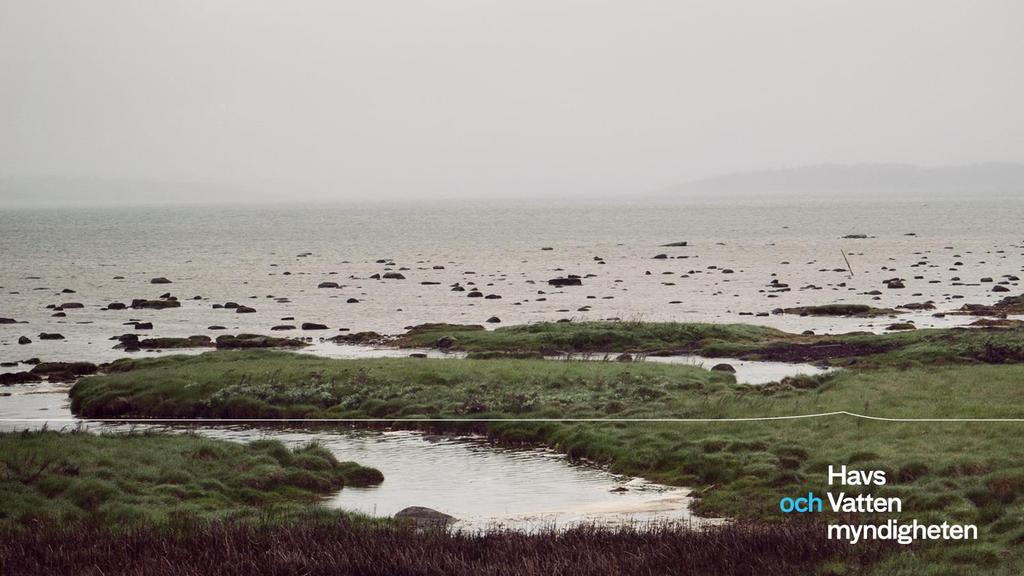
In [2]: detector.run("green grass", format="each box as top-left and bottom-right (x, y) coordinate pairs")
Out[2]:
(68, 348), (1024, 573)
(0, 430), (382, 529)
(395, 321), (787, 354)
(394, 320), (1024, 368)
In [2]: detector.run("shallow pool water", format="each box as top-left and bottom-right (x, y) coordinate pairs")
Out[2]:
(0, 386), (717, 531)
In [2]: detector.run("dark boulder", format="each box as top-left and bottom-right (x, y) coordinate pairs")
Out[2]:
(383, 272), (406, 280)
(130, 299), (180, 310)
(31, 361), (97, 377)
(485, 316), (501, 323)
(215, 334), (307, 349)
(38, 333), (65, 340)
(318, 282), (340, 289)
(150, 277), (172, 284)
(271, 325), (296, 331)
(0, 371), (42, 385)
(18, 336), (31, 345)
(131, 336), (214, 349)
(235, 306), (257, 314)
(394, 506), (455, 529)
(301, 323), (328, 330)
(327, 331), (386, 345)
(711, 363), (736, 373)
(547, 277), (583, 287)
(887, 323), (917, 331)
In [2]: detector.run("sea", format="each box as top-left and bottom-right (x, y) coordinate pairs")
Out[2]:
(2, 196), (1022, 366)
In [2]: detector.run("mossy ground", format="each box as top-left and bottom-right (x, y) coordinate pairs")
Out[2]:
(0, 430), (382, 529)
(395, 320), (1024, 367)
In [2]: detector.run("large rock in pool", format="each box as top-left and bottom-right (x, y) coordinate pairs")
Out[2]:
(150, 277), (172, 284)
(394, 506), (455, 528)
(215, 334), (307, 349)
(711, 363), (736, 373)
(547, 277), (583, 287)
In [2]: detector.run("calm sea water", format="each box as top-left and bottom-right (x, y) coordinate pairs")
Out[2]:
(1, 197), (1022, 364)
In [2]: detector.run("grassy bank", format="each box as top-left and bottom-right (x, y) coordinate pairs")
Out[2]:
(394, 321), (1024, 367)
(0, 430), (382, 528)
(68, 349), (1024, 572)
(0, 515), (886, 576)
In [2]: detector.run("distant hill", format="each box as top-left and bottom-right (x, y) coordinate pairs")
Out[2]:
(659, 163), (1024, 199)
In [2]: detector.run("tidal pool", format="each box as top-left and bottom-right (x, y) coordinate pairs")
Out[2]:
(0, 386), (715, 531)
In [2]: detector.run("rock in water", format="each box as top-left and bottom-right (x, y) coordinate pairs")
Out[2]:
(711, 363), (736, 373)
(150, 277), (172, 284)
(394, 506), (455, 528)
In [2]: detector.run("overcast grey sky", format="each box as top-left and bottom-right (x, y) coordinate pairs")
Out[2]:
(1, 1), (1022, 201)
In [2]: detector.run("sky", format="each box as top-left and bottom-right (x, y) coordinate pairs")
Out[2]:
(1, 0), (1022, 202)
